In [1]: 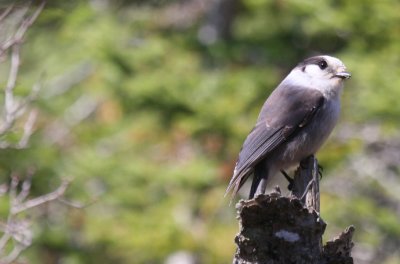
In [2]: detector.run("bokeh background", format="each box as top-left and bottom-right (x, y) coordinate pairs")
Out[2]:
(0, 0), (399, 263)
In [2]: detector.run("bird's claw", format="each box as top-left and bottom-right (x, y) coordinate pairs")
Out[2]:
(318, 164), (323, 179)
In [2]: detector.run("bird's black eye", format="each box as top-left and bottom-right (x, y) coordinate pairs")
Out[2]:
(318, 60), (328, 70)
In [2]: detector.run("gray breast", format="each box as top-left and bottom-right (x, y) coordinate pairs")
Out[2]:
(269, 97), (340, 169)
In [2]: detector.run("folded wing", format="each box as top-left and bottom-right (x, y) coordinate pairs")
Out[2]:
(226, 86), (325, 198)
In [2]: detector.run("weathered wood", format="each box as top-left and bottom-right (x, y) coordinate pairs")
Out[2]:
(323, 226), (355, 264)
(232, 156), (355, 264)
(292, 155), (320, 212)
(233, 192), (327, 264)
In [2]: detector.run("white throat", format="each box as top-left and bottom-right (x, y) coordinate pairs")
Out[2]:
(281, 68), (343, 99)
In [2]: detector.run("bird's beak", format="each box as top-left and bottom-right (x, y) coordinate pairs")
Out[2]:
(334, 68), (351, 79)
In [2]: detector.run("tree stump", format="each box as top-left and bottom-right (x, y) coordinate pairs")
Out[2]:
(232, 156), (355, 264)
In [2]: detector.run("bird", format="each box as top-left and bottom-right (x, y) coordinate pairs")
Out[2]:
(225, 55), (351, 200)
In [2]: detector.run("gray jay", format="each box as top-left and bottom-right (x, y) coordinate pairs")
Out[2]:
(226, 55), (351, 199)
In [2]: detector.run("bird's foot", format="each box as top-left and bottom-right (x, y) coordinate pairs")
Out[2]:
(280, 169), (294, 191)
(318, 164), (323, 179)
(299, 155), (323, 179)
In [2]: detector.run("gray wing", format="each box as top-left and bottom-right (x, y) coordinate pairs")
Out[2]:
(225, 86), (325, 198)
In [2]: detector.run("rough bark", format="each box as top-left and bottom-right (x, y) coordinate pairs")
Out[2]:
(232, 156), (355, 264)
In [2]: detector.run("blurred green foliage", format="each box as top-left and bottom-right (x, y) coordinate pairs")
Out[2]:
(0, 0), (399, 263)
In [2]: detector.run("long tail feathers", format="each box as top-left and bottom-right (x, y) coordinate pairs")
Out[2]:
(224, 170), (251, 205)
(249, 164), (269, 199)
(225, 164), (269, 204)
(249, 173), (261, 199)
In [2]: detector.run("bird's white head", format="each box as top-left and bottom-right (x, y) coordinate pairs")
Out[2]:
(282, 55), (351, 98)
